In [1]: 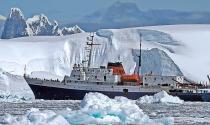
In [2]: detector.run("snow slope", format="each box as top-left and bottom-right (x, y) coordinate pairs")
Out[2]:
(0, 24), (209, 82)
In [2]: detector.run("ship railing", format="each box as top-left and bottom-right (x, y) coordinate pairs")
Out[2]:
(25, 75), (61, 83)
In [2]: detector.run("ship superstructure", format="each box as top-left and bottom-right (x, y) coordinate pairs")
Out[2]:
(24, 33), (210, 101)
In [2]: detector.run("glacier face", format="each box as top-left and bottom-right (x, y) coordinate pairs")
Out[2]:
(133, 48), (183, 76)
(0, 25), (209, 82)
(1, 8), (84, 39)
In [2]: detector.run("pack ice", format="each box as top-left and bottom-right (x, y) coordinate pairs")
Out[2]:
(0, 92), (174, 125)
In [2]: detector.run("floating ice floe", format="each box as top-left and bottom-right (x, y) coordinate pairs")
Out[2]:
(0, 69), (35, 102)
(0, 92), (174, 125)
(137, 90), (184, 104)
(0, 108), (70, 125)
(62, 92), (174, 125)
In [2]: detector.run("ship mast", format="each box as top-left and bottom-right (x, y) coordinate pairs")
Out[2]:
(138, 33), (142, 75)
(24, 64), (27, 77)
(86, 33), (100, 67)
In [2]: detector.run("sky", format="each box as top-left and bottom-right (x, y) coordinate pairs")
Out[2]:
(1, 0), (210, 23)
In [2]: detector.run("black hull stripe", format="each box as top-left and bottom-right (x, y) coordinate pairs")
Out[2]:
(29, 84), (210, 101)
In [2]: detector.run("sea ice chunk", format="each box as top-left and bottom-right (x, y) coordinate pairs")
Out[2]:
(138, 90), (184, 104)
(63, 92), (174, 125)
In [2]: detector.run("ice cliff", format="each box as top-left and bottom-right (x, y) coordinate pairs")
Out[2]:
(133, 48), (183, 76)
(0, 25), (209, 82)
(1, 8), (84, 39)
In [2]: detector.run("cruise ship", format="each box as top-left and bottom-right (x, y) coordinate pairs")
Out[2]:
(24, 33), (210, 101)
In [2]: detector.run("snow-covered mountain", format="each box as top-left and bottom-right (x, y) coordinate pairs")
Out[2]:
(65, 1), (210, 31)
(1, 8), (84, 39)
(1, 8), (29, 39)
(61, 25), (84, 35)
(0, 24), (208, 82)
(26, 14), (60, 36)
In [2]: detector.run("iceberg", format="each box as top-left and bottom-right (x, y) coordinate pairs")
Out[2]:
(62, 92), (174, 125)
(138, 91), (184, 104)
(0, 69), (35, 102)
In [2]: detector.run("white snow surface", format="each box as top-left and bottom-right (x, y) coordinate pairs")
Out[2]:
(0, 24), (209, 82)
(0, 69), (34, 102)
(137, 91), (184, 104)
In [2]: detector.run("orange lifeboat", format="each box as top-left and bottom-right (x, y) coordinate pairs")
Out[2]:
(121, 74), (141, 85)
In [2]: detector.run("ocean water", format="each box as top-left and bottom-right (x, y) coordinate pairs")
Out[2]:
(0, 100), (209, 125)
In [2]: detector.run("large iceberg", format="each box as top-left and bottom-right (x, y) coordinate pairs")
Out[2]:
(0, 69), (35, 102)
(137, 91), (184, 104)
